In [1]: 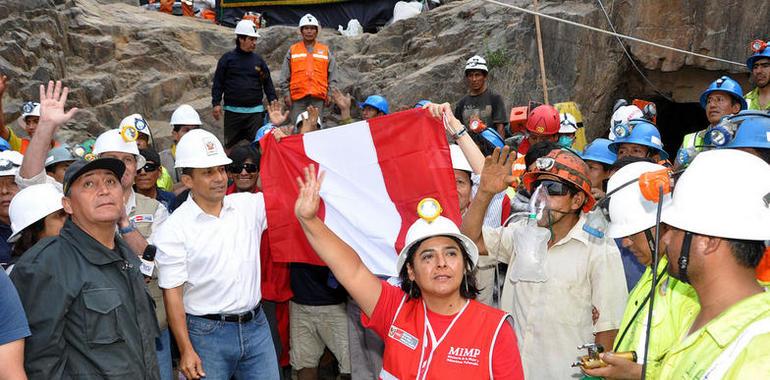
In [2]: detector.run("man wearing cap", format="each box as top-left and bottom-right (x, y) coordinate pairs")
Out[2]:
(10, 157), (160, 379)
(153, 129), (279, 379)
(0, 150), (21, 268)
(331, 91), (387, 125)
(679, 76), (747, 157)
(656, 149), (770, 378)
(462, 147), (627, 379)
(44, 145), (78, 184)
(609, 119), (669, 162)
(161, 104), (202, 187)
(454, 55), (508, 140)
(280, 13), (337, 124)
(557, 112), (579, 149)
(123, 113), (173, 192)
(212, 19), (278, 150)
(746, 39), (770, 111)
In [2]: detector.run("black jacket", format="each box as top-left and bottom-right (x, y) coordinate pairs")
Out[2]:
(10, 219), (160, 379)
(211, 47), (277, 108)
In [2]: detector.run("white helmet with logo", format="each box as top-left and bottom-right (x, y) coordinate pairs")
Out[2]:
(174, 129), (232, 169)
(464, 55), (488, 74)
(396, 199), (479, 273)
(21, 101), (41, 119)
(235, 19), (260, 38)
(119, 114), (151, 137)
(170, 104), (202, 127)
(662, 149), (770, 240)
(606, 162), (672, 238)
(8, 183), (64, 243)
(559, 113), (578, 134)
(93, 129), (146, 168)
(299, 14), (320, 28)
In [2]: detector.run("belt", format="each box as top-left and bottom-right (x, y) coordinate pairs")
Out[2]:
(197, 303), (262, 323)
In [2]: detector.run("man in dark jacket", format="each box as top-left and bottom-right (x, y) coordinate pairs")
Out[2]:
(212, 19), (277, 151)
(11, 158), (160, 379)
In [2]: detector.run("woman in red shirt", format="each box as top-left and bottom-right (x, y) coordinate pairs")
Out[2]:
(294, 164), (524, 380)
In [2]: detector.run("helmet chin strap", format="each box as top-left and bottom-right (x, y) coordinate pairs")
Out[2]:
(678, 231), (693, 284)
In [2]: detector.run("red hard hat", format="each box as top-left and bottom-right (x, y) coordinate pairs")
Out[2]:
(525, 105), (560, 135)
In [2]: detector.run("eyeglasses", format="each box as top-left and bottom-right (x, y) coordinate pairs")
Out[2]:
(228, 163), (258, 174)
(532, 179), (575, 197)
(137, 163), (160, 173)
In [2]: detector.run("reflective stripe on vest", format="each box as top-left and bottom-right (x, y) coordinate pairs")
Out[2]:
(701, 317), (770, 379)
(289, 42), (330, 101)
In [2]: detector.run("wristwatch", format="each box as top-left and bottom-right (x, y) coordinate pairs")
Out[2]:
(119, 220), (137, 235)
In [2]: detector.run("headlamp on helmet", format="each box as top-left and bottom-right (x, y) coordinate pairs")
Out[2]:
(417, 198), (443, 223)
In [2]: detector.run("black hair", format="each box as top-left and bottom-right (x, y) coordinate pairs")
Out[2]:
(181, 167), (194, 177)
(610, 155), (655, 172)
(399, 235), (480, 300)
(524, 141), (561, 169)
(229, 145), (261, 169)
(752, 148), (770, 165)
(727, 238), (765, 268)
(11, 219), (47, 258)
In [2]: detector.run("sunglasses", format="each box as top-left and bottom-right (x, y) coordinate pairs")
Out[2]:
(228, 163), (258, 174)
(137, 163), (160, 173)
(532, 179), (575, 197)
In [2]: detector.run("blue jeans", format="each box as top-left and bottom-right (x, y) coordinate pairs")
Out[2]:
(156, 328), (173, 380)
(187, 308), (279, 380)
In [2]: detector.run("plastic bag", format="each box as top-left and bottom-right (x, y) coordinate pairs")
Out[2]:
(338, 19), (363, 37)
(508, 184), (551, 283)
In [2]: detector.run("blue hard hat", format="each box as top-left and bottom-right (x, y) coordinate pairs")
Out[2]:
(747, 41), (770, 70)
(480, 128), (505, 148)
(608, 119), (669, 160)
(358, 95), (389, 115)
(580, 138), (617, 165)
(0, 138), (9, 152)
(717, 110), (770, 150)
(414, 100), (431, 109)
(252, 123), (276, 147)
(700, 76), (747, 110)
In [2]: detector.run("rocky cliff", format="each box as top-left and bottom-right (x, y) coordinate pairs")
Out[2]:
(1, 0), (767, 149)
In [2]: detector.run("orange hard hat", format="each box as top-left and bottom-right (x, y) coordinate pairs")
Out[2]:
(522, 149), (595, 212)
(525, 104), (560, 135)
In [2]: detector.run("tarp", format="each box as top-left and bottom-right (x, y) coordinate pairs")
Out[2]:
(217, 0), (401, 30)
(221, 0), (350, 6)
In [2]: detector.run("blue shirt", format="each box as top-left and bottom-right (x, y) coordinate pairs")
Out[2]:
(0, 270), (30, 345)
(156, 189), (178, 214)
(615, 238), (646, 292)
(0, 223), (12, 267)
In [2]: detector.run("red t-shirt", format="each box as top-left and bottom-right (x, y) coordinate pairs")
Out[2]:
(363, 281), (524, 379)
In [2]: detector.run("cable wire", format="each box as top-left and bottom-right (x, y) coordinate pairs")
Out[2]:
(595, 0), (673, 102)
(481, 0), (746, 67)
(640, 185), (665, 380)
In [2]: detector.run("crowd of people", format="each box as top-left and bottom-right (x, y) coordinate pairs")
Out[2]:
(0, 13), (769, 380)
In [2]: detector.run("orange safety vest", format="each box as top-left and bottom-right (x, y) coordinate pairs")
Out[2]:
(379, 296), (510, 380)
(289, 42), (330, 101)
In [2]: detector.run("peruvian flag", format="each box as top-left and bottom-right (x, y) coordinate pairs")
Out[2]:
(260, 109), (461, 277)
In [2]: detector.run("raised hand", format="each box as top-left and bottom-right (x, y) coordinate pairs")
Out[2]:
(300, 105), (320, 133)
(478, 146), (516, 195)
(267, 99), (289, 126)
(331, 88), (351, 111)
(294, 164), (325, 222)
(425, 102), (464, 136)
(37, 80), (78, 135)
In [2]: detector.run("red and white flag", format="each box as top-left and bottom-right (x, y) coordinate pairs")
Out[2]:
(260, 109), (461, 276)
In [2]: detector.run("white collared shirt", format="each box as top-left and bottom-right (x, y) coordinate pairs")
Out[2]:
(153, 192), (267, 315)
(482, 215), (628, 379)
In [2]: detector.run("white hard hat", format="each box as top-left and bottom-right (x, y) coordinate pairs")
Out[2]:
(119, 114), (151, 137)
(449, 144), (472, 173)
(0, 150), (23, 177)
(21, 101), (41, 119)
(397, 199), (479, 273)
(174, 129), (232, 169)
(170, 104), (202, 127)
(559, 112), (578, 134)
(662, 149), (770, 240)
(8, 183), (63, 243)
(299, 14), (320, 28)
(234, 19), (260, 38)
(295, 111), (323, 129)
(606, 162), (671, 238)
(464, 55), (488, 73)
(93, 129), (146, 168)
(609, 105), (643, 140)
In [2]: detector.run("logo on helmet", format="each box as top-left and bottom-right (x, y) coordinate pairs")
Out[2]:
(203, 138), (218, 156)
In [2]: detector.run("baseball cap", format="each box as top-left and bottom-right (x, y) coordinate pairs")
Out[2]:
(63, 158), (125, 195)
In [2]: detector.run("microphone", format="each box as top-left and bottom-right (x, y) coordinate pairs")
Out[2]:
(140, 245), (157, 278)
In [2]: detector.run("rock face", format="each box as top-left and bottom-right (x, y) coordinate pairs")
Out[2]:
(0, 0), (767, 150)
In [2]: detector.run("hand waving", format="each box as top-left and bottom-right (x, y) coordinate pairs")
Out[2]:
(478, 146), (516, 195)
(294, 164), (325, 222)
(267, 99), (289, 126)
(37, 80), (78, 135)
(300, 105), (320, 133)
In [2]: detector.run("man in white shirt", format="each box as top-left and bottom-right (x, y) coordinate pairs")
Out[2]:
(462, 147), (628, 379)
(153, 129), (278, 380)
